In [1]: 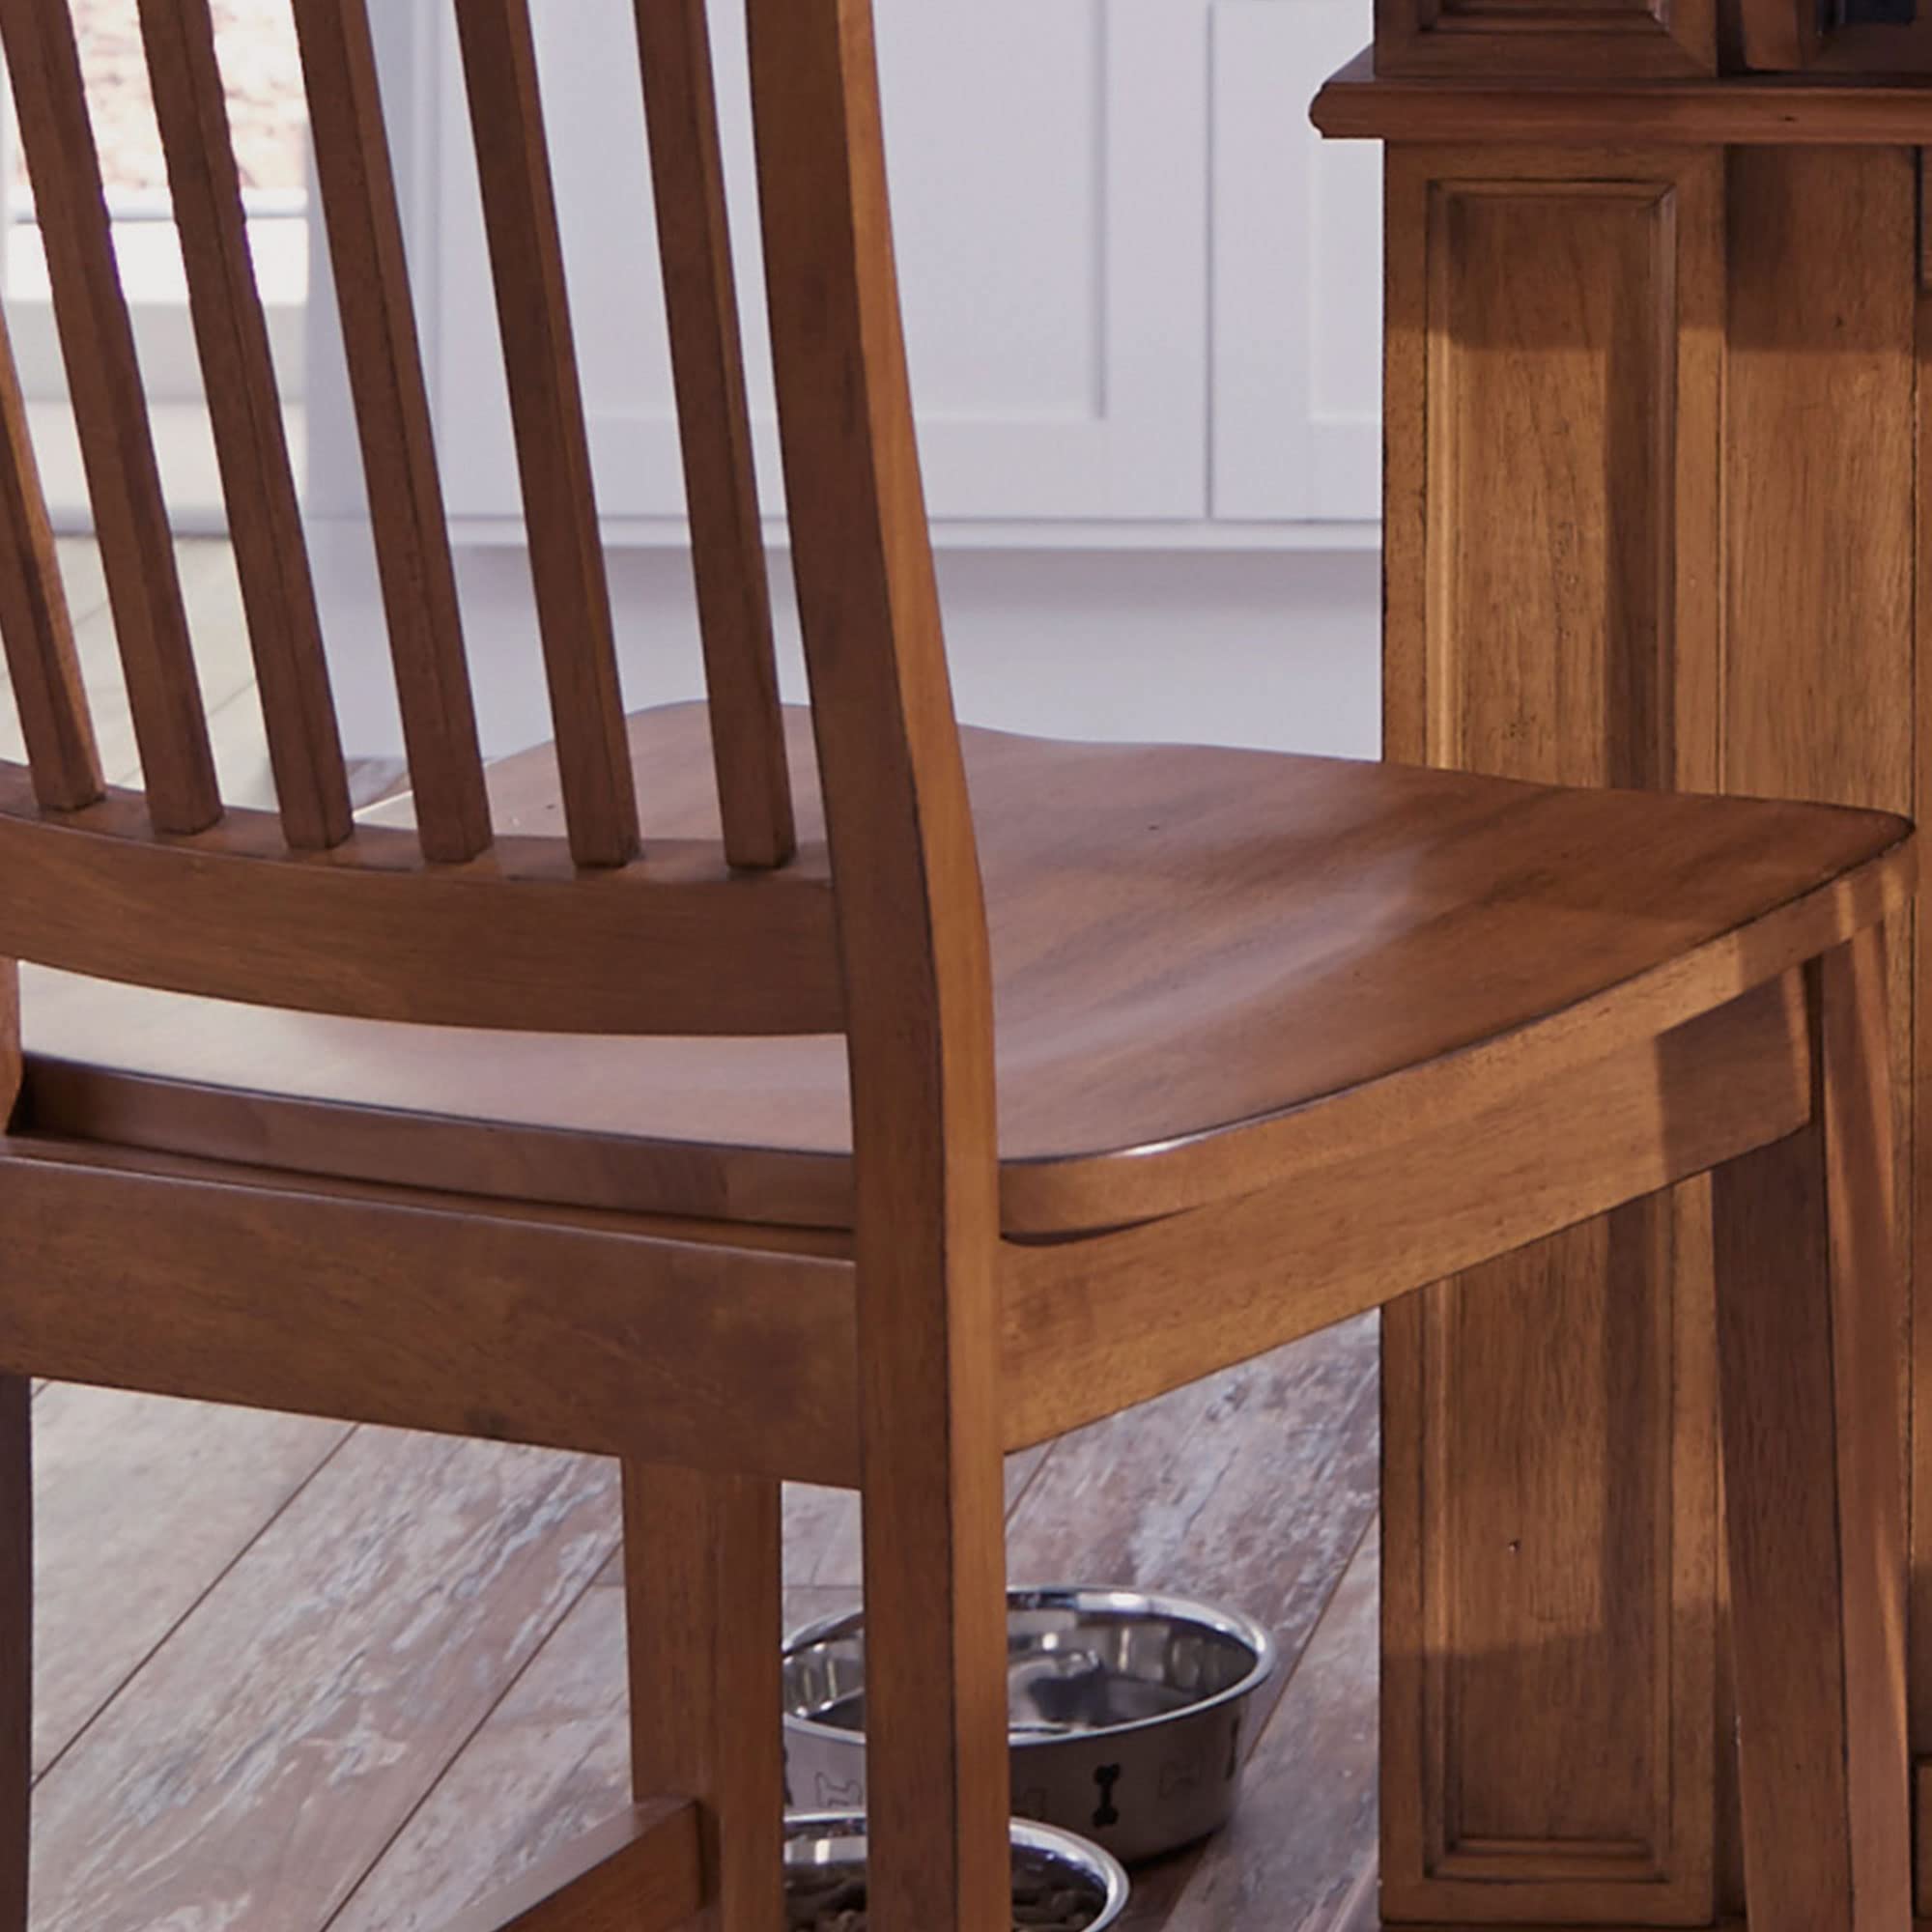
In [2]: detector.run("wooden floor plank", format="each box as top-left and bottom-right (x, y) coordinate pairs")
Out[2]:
(1006, 1313), (1380, 1680)
(325, 1563), (853, 1932)
(330, 1321), (1378, 1930)
(1125, 1525), (1379, 1932)
(27, 1430), (618, 1932)
(30, 1386), (348, 1778)
(323, 1582), (632, 1932)
(781, 1446), (1053, 1591)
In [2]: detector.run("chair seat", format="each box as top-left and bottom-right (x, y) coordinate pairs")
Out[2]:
(14, 702), (1909, 1236)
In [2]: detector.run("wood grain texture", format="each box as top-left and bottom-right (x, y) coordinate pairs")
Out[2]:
(0, 777), (842, 1037)
(29, 1387), (347, 1776)
(0, 313), (99, 814)
(751, 0), (1012, 1919)
(1373, 0), (1713, 81)
(1005, 975), (1806, 1452)
(1122, 1525), (1381, 1932)
(335, 1317), (1380, 1932)
(290, 0), (491, 865)
(1725, 154), (1922, 1851)
(1738, 0), (1822, 71)
(1714, 933), (1912, 1932)
(138, 0), (350, 852)
(781, 1447), (1049, 1594)
(452, 0), (639, 870)
(1725, 148), (1915, 825)
(433, 1800), (702, 1932)
(632, 0), (793, 872)
(623, 1466), (782, 1932)
(326, 1583), (640, 1932)
(0, 0), (217, 836)
(1917, 281), (1932, 1919)
(26, 1430), (618, 1932)
(1314, 48), (1932, 145)
(0, 1144), (863, 1486)
(1380, 143), (1725, 1926)
(16, 707), (1910, 1236)
(1, 1374), (26, 1932)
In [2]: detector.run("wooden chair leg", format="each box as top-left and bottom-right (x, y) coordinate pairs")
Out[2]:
(623, 1463), (783, 1932)
(1712, 927), (1912, 1932)
(1, 1374), (27, 1932)
(855, 1283), (1010, 1932)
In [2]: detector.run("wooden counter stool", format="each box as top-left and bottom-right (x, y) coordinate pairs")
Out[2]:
(0, 0), (1914, 1928)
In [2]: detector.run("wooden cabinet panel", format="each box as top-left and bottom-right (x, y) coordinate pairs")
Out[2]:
(1381, 145), (1723, 1926)
(1373, 0), (1715, 79)
(1721, 145), (1920, 1916)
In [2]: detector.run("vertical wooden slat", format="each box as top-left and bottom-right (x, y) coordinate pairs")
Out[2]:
(453, 0), (639, 870)
(0, 0), (218, 836)
(290, 0), (492, 865)
(0, 304), (100, 811)
(139, 0), (351, 851)
(634, 0), (793, 871)
(624, 1463), (784, 1932)
(751, 5), (1010, 1932)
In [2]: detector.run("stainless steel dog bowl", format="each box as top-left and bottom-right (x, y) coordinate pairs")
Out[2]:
(783, 1812), (1128, 1930)
(782, 1587), (1278, 1866)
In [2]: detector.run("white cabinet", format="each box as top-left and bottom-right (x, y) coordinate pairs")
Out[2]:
(430, 0), (1209, 526)
(1211, 0), (1382, 524)
(307, 0), (1381, 541)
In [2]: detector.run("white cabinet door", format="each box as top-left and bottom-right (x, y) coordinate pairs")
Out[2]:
(429, 0), (1209, 526)
(1210, 0), (1381, 523)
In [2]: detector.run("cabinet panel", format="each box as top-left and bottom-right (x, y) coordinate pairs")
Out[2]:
(1380, 143), (1723, 1927)
(430, 0), (1208, 525)
(1211, 0), (1381, 523)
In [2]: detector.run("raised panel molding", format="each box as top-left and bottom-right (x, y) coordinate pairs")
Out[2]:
(1380, 145), (1723, 1927)
(1374, 0), (1716, 80)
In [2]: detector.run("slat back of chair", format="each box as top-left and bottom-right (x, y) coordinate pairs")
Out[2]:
(0, 0), (978, 1042)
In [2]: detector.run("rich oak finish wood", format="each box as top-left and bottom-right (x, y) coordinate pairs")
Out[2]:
(1714, 934), (1912, 1932)
(432, 1800), (703, 1932)
(138, 0), (350, 853)
(1738, 0), (1822, 71)
(0, 1139), (862, 1486)
(453, 0), (639, 871)
(0, 314), (99, 816)
(0, 773), (840, 1037)
(2, 7), (1919, 1929)
(751, 3), (1010, 1925)
(1005, 973), (1809, 1450)
(0, 1372), (26, 1932)
(1349, 96), (1932, 1926)
(1380, 139), (1732, 1927)
(291, 0), (491, 864)
(1313, 48), (1932, 145)
(0, 0), (217, 836)
(632, 0), (793, 872)
(1373, 0), (1713, 81)
(14, 707), (1910, 1236)
(623, 1466), (783, 1932)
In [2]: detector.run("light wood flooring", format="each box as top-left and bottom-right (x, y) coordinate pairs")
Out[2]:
(17, 543), (1386, 1929)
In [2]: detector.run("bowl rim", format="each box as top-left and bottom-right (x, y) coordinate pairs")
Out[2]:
(781, 1584), (1280, 1750)
(781, 1809), (1131, 1928)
